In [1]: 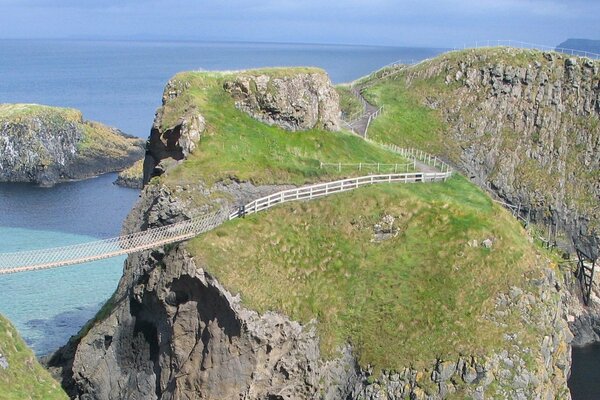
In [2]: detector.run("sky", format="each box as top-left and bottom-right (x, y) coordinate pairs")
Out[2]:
(0, 0), (598, 47)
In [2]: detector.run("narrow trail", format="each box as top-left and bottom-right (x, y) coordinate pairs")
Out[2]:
(349, 87), (378, 138)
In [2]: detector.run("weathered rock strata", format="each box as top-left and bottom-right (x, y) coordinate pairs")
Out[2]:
(0, 104), (144, 186)
(402, 50), (599, 258)
(224, 70), (341, 132)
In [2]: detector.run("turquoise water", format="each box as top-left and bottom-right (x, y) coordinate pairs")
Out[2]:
(0, 173), (139, 354)
(0, 227), (124, 353)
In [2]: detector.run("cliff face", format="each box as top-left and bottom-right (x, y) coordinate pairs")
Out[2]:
(399, 49), (599, 258)
(223, 69), (341, 132)
(49, 65), (577, 399)
(0, 104), (144, 186)
(49, 182), (574, 400)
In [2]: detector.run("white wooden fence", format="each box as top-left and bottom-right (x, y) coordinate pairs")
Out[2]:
(319, 161), (414, 173)
(229, 171), (452, 219)
(0, 169), (453, 275)
(377, 143), (453, 173)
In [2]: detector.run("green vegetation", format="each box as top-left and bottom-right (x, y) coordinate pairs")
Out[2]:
(335, 85), (363, 121)
(0, 103), (82, 122)
(188, 175), (544, 370)
(157, 69), (410, 189)
(360, 48), (599, 227)
(0, 314), (68, 400)
(117, 159), (144, 181)
(78, 121), (142, 159)
(0, 103), (143, 162)
(359, 71), (458, 158)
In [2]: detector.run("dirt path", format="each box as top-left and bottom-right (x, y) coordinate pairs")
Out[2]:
(349, 87), (378, 138)
(346, 87), (443, 174)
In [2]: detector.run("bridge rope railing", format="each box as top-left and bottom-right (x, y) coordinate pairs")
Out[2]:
(0, 167), (452, 275)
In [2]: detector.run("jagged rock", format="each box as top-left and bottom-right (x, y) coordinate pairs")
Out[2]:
(482, 238), (494, 248)
(0, 104), (144, 186)
(223, 69), (341, 132)
(0, 353), (8, 369)
(143, 108), (206, 185)
(401, 49), (600, 258)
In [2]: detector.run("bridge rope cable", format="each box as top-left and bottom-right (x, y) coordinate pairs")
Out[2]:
(0, 151), (452, 275)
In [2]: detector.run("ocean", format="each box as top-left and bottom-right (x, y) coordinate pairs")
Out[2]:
(0, 39), (591, 397)
(0, 39), (445, 355)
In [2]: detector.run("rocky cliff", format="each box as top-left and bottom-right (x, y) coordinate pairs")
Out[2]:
(371, 49), (599, 259)
(48, 64), (577, 399)
(48, 178), (575, 400)
(223, 68), (341, 132)
(0, 104), (144, 186)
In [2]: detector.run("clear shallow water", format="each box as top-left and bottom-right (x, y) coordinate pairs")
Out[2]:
(0, 174), (139, 354)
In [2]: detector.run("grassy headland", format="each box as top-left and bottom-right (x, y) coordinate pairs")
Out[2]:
(188, 174), (546, 370)
(155, 69), (412, 190)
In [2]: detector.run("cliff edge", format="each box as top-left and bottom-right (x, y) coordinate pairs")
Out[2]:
(48, 66), (574, 399)
(0, 104), (144, 186)
(362, 48), (599, 259)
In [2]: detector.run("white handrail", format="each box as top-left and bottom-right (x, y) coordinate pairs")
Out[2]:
(0, 170), (452, 275)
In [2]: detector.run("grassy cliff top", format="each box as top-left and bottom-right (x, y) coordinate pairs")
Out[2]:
(0, 315), (68, 400)
(0, 103), (82, 122)
(188, 175), (547, 371)
(157, 69), (411, 189)
(357, 47), (599, 225)
(0, 103), (143, 160)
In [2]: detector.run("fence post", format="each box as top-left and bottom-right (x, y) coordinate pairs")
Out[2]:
(359, 162), (362, 171)
(338, 162), (341, 172)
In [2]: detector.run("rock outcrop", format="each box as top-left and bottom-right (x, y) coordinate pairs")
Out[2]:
(143, 85), (207, 185)
(400, 49), (599, 258)
(0, 104), (144, 186)
(223, 69), (341, 132)
(115, 159), (143, 189)
(48, 181), (574, 399)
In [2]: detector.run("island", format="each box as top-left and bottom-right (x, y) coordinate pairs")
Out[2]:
(0, 104), (144, 186)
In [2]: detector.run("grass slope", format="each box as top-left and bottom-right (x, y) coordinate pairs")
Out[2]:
(157, 69), (411, 189)
(360, 48), (599, 228)
(336, 85), (364, 121)
(0, 315), (67, 400)
(188, 175), (544, 370)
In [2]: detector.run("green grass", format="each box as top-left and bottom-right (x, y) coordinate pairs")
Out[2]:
(0, 103), (82, 121)
(335, 85), (364, 121)
(0, 315), (68, 400)
(187, 175), (544, 371)
(361, 48), (600, 227)
(157, 69), (411, 189)
(360, 75), (458, 159)
(78, 121), (143, 159)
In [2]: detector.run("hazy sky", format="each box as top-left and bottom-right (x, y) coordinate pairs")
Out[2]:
(0, 0), (598, 47)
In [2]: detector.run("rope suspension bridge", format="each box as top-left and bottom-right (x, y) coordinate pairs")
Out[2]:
(0, 150), (453, 275)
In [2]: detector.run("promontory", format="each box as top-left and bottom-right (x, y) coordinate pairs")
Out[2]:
(0, 104), (144, 186)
